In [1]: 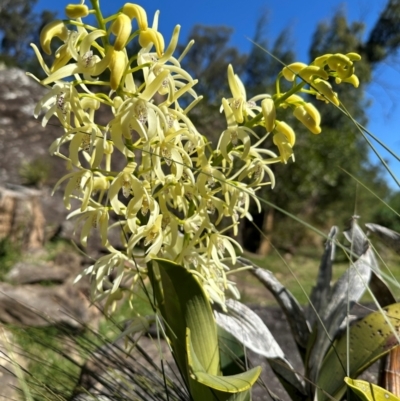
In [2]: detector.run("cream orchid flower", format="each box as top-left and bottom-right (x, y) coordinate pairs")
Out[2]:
(218, 98), (259, 162)
(226, 64), (266, 124)
(41, 30), (112, 85)
(30, 0), (362, 309)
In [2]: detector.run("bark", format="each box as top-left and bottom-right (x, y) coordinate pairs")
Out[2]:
(257, 208), (274, 256)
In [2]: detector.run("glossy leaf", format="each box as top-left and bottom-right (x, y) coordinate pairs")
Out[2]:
(307, 226), (337, 327)
(366, 223), (400, 254)
(217, 325), (246, 376)
(343, 217), (369, 258)
(307, 230), (373, 386)
(152, 258), (220, 383)
(215, 299), (306, 401)
(369, 271), (396, 307)
(186, 327), (261, 393)
(153, 259), (262, 401)
(317, 303), (400, 401)
(241, 257), (310, 356)
(345, 377), (400, 401)
(215, 299), (284, 359)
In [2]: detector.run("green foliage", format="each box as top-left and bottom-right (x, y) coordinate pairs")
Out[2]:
(0, 0), (56, 70)
(345, 377), (400, 401)
(372, 191), (400, 232)
(179, 5), (399, 254)
(216, 221), (400, 401)
(150, 258), (261, 401)
(11, 325), (80, 400)
(19, 158), (51, 188)
(318, 303), (400, 401)
(0, 237), (21, 280)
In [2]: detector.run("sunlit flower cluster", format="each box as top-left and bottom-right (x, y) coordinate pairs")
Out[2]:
(29, 1), (360, 308)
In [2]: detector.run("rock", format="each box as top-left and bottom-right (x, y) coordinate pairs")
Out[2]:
(0, 185), (45, 249)
(6, 249), (85, 285)
(0, 283), (99, 329)
(6, 261), (70, 285)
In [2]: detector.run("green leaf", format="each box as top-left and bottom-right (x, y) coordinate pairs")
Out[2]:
(240, 257), (310, 356)
(214, 299), (306, 401)
(307, 226), (337, 327)
(317, 303), (400, 401)
(152, 259), (262, 401)
(345, 377), (400, 401)
(217, 325), (246, 376)
(153, 258), (220, 380)
(307, 242), (373, 386)
(187, 327), (261, 393)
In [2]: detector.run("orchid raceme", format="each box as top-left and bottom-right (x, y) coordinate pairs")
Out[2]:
(29, 0), (361, 308)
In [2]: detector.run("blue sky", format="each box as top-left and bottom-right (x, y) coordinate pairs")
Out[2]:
(34, 0), (400, 189)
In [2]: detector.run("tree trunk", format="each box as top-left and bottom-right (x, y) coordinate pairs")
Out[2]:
(257, 208), (274, 256)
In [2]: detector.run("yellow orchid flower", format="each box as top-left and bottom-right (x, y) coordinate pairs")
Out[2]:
(111, 13), (132, 51)
(293, 103), (321, 134)
(41, 30), (111, 85)
(122, 3), (148, 31)
(40, 20), (68, 55)
(312, 78), (340, 106)
(139, 27), (165, 57)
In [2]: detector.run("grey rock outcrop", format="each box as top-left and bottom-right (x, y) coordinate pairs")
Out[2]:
(0, 282), (97, 328)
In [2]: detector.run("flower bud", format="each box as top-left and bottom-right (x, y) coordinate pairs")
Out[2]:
(139, 28), (165, 57)
(65, 4), (89, 19)
(81, 97), (100, 110)
(298, 66), (329, 83)
(109, 50), (126, 90)
(111, 13), (132, 51)
(283, 94), (303, 107)
(313, 54), (331, 68)
(122, 3), (148, 31)
(113, 96), (124, 110)
(40, 20), (68, 55)
(346, 52), (362, 61)
(93, 176), (110, 191)
(275, 120), (296, 146)
(327, 54), (354, 79)
(261, 98), (276, 132)
(282, 62), (307, 81)
(273, 132), (294, 163)
(293, 103), (321, 134)
(312, 79), (339, 106)
(336, 74), (359, 88)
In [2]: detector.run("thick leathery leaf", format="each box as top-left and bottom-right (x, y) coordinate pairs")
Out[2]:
(239, 257), (310, 355)
(215, 299), (306, 401)
(217, 325), (246, 376)
(267, 359), (308, 401)
(317, 303), (400, 401)
(307, 246), (373, 386)
(343, 217), (369, 258)
(369, 271), (396, 307)
(345, 377), (400, 401)
(186, 328), (261, 393)
(323, 247), (373, 335)
(366, 223), (400, 254)
(153, 258), (220, 380)
(307, 226), (337, 327)
(215, 299), (284, 358)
